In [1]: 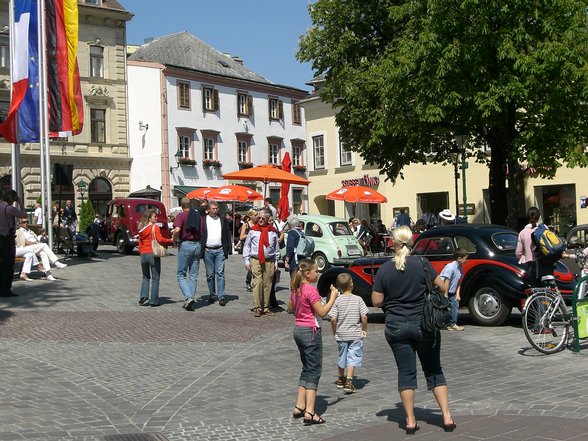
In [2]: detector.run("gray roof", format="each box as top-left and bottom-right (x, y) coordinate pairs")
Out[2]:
(128, 32), (276, 86)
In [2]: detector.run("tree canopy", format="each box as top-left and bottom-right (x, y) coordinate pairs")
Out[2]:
(298, 0), (588, 225)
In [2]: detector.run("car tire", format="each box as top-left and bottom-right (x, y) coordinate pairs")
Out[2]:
(313, 252), (330, 273)
(467, 284), (511, 326)
(116, 233), (133, 255)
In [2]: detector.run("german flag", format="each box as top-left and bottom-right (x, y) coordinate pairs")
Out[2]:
(46, 0), (83, 138)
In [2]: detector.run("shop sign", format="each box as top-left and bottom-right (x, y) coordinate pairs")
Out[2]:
(457, 203), (476, 215)
(341, 174), (380, 187)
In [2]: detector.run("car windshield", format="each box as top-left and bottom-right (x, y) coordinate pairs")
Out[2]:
(329, 222), (353, 236)
(492, 232), (518, 250)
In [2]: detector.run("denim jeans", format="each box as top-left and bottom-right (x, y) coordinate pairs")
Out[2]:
(204, 248), (225, 300)
(176, 241), (201, 301)
(448, 293), (458, 324)
(384, 320), (446, 390)
(140, 253), (161, 304)
(293, 326), (323, 390)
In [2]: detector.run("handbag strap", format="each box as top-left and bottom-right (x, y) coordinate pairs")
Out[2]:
(420, 257), (433, 294)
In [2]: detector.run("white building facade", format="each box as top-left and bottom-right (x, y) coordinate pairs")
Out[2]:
(127, 32), (308, 211)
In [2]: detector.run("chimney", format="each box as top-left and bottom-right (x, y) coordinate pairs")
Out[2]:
(232, 56), (243, 65)
(144, 37), (154, 44)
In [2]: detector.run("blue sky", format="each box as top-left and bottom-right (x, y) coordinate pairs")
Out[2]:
(120, 0), (315, 91)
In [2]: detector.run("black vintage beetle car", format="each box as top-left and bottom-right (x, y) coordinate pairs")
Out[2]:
(317, 224), (576, 326)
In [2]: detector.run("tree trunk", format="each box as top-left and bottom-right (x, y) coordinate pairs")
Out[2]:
(488, 142), (508, 226)
(506, 159), (520, 229)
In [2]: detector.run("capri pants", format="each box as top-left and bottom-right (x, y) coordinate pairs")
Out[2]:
(293, 325), (323, 390)
(384, 320), (446, 390)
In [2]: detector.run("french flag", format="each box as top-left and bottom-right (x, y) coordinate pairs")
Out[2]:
(0, 0), (40, 144)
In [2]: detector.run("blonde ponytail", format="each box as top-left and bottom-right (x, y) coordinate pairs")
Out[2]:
(392, 225), (413, 271)
(291, 259), (316, 295)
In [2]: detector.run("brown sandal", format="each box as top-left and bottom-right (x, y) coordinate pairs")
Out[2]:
(303, 411), (326, 425)
(292, 406), (305, 419)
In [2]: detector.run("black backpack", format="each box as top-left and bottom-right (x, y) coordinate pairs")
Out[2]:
(420, 258), (453, 347)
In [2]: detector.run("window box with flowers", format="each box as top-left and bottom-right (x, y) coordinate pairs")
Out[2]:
(202, 159), (222, 168)
(238, 161), (254, 169)
(293, 164), (307, 172)
(178, 158), (197, 166)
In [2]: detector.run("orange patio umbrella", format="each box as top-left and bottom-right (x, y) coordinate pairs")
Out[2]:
(186, 187), (213, 200)
(326, 186), (388, 203)
(223, 164), (310, 186)
(206, 185), (263, 202)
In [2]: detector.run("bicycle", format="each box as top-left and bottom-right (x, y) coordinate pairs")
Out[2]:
(522, 250), (587, 354)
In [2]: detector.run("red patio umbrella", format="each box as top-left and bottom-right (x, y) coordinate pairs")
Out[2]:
(325, 186), (388, 203)
(277, 153), (292, 221)
(206, 185), (263, 202)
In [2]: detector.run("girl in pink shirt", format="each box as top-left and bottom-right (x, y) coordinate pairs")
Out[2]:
(288, 259), (338, 426)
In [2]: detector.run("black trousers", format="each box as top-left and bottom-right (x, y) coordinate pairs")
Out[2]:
(0, 235), (16, 296)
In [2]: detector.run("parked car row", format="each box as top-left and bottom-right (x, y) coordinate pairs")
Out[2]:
(317, 224), (577, 327)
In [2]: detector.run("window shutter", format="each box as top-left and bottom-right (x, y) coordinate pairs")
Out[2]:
(247, 95), (253, 116)
(213, 89), (219, 112)
(201, 88), (206, 112)
(278, 100), (284, 120)
(268, 99), (272, 119)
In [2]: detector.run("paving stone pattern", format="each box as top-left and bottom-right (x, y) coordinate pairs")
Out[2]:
(0, 247), (587, 440)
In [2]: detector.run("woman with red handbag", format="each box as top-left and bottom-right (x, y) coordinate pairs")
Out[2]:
(138, 209), (173, 307)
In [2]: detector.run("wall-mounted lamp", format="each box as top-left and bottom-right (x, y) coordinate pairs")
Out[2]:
(169, 150), (182, 173)
(95, 38), (101, 45)
(138, 120), (149, 131)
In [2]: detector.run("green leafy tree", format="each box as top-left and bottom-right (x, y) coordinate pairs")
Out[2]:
(298, 0), (588, 225)
(78, 200), (95, 234)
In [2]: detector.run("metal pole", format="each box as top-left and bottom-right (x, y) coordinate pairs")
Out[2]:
(453, 161), (459, 216)
(462, 152), (468, 222)
(8, 1), (22, 200)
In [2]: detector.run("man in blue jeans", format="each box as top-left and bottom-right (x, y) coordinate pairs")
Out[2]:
(172, 198), (203, 311)
(200, 201), (232, 306)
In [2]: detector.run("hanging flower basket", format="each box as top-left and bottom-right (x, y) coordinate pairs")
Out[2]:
(178, 158), (197, 166)
(238, 161), (254, 169)
(203, 159), (222, 168)
(293, 164), (307, 172)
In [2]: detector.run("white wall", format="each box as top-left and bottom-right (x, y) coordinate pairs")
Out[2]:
(128, 64), (163, 193)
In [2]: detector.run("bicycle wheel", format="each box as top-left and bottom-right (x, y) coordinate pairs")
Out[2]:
(522, 294), (570, 354)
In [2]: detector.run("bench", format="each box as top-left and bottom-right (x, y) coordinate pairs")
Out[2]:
(13, 257), (25, 277)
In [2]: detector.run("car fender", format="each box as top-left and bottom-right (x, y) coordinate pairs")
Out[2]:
(115, 224), (133, 245)
(460, 260), (530, 305)
(317, 267), (374, 306)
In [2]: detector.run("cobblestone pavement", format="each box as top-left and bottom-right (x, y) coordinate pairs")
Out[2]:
(1, 246), (588, 440)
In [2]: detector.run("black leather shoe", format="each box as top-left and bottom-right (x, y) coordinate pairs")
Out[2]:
(219, 298), (227, 306)
(0, 291), (18, 297)
(208, 295), (217, 304)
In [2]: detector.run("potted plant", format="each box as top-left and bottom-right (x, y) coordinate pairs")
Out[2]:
(238, 161), (254, 169)
(293, 164), (307, 172)
(178, 157), (197, 166)
(203, 159), (222, 168)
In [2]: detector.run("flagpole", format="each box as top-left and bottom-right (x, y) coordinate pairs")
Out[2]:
(38, 0), (53, 246)
(8, 0), (22, 202)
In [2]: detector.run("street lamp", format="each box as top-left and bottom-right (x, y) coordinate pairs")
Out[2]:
(454, 131), (470, 222)
(169, 150), (182, 173)
(77, 179), (87, 233)
(449, 144), (460, 217)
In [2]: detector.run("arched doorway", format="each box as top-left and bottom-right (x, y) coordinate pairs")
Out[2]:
(89, 177), (112, 216)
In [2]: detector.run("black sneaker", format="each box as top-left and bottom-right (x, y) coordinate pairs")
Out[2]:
(246, 283), (253, 292)
(219, 298), (227, 306)
(208, 295), (218, 304)
(139, 297), (149, 305)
